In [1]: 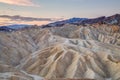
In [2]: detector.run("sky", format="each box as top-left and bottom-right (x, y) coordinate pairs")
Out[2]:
(0, 0), (120, 26)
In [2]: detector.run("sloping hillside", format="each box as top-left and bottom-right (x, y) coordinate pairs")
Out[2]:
(0, 16), (120, 80)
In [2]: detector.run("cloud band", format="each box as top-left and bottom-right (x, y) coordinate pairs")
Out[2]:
(0, 0), (39, 7)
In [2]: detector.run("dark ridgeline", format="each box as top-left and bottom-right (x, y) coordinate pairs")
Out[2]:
(42, 14), (120, 28)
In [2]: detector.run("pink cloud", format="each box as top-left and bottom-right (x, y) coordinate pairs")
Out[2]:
(0, 0), (39, 7)
(0, 15), (64, 26)
(0, 17), (51, 26)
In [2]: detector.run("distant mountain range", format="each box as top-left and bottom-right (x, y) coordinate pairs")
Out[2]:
(42, 14), (120, 28)
(49, 17), (88, 26)
(0, 14), (120, 31)
(0, 24), (30, 32)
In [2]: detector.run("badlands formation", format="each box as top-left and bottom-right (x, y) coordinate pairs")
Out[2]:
(0, 23), (120, 80)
